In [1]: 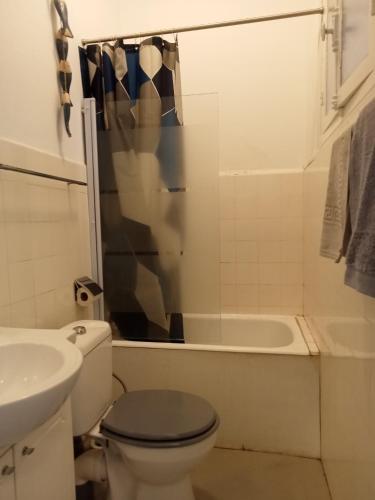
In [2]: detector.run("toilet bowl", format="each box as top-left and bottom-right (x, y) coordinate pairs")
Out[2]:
(111, 432), (217, 500)
(63, 321), (219, 500)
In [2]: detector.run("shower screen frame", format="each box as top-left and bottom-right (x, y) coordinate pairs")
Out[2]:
(83, 97), (105, 320)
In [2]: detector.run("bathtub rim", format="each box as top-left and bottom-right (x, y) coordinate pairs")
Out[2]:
(112, 314), (315, 357)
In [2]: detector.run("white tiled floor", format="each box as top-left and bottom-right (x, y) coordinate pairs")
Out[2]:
(192, 448), (331, 500)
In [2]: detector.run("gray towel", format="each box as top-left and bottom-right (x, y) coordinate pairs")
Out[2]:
(345, 99), (375, 297)
(320, 128), (352, 262)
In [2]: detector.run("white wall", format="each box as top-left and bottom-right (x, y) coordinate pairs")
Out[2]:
(0, 0), (123, 171)
(117, 0), (319, 313)
(304, 68), (375, 499)
(0, 2), (320, 319)
(0, 1), (125, 328)
(121, 0), (321, 171)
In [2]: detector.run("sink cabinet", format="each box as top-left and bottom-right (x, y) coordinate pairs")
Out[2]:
(0, 448), (16, 500)
(3, 401), (75, 500)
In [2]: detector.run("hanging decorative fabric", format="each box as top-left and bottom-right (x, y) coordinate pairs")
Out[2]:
(53, 0), (73, 137)
(79, 37), (185, 341)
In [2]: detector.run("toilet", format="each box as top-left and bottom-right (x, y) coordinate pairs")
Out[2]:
(63, 320), (219, 500)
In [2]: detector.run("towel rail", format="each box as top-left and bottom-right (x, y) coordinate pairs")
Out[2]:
(0, 164), (87, 186)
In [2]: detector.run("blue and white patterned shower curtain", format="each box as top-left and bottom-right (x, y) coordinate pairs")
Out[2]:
(79, 37), (184, 341)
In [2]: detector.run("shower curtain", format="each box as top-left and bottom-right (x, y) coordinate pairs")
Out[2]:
(79, 37), (185, 341)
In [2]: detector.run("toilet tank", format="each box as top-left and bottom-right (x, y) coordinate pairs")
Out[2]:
(62, 320), (113, 436)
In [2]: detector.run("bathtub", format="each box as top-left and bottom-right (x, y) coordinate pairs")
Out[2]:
(114, 314), (309, 355)
(112, 314), (320, 458)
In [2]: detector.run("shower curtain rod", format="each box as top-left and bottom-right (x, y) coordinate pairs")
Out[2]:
(81, 7), (324, 45)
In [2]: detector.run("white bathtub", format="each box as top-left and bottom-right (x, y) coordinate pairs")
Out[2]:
(112, 314), (320, 458)
(113, 314), (309, 356)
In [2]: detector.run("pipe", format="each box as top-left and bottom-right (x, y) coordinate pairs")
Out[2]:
(81, 7), (324, 45)
(75, 449), (107, 486)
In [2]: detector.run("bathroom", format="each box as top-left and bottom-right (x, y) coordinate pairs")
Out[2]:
(1, 0), (375, 499)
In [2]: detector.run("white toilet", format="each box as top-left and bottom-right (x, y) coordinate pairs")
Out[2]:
(63, 320), (219, 500)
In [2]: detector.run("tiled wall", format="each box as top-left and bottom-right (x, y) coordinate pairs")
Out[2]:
(0, 170), (92, 329)
(219, 171), (304, 315)
(303, 87), (375, 500)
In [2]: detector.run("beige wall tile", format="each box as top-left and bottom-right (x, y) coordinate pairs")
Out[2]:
(236, 263), (259, 284)
(234, 175), (258, 198)
(221, 241), (236, 263)
(259, 263), (282, 285)
(0, 259), (10, 307)
(219, 171), (303, 312)
(219, 175), (235, 197)
(258, 218), (283, 241)
(236, 241), (258, 263)
(259, 285), (282, 307)
(221, 263), (236, 284)
(33, 257), (58, 295)
(258, 241), (281, 263)
(221, 285), (237, 306)
(235, 195), (258, 219)
(0, 305), (11, 326)
(0, 169), (92, 329)
(280, 195), (303, 217)
(221, 306), (238, 314)
(9, 261), (34, 302)
(2, 179), (29, 222)
(28, 184), (50, 222)
(220, 220), (235, 241)
(237, 285), (259, 308)
(281, 241), (303, 263)
(220, 194), (236, 219)
(281, 263), (303, 285)
(235, 219), (258, 241)
(10, 298), (36, 328)
(281, 216), (303, 241)
(281, 285), (303, 307)
(36, 291), (58, 328)
(31, 222), (58, 259)
(5, 222), (33, 263)
(257, 176), (282, 218)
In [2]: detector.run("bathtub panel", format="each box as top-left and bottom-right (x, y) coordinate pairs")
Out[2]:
(113, 346), (320, 458)
(241, 355), (320, 457)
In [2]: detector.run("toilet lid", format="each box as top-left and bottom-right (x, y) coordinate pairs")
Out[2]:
(101, 390), (218, 443)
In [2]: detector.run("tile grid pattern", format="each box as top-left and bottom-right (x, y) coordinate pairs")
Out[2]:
(220, 171), (304, 315)
(0, 170), (92, 328)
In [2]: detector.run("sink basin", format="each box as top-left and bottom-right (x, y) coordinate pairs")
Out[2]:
(0, 330), (82, 447)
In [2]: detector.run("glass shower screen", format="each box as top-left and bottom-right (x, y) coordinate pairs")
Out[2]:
(86, 93), (220, 343)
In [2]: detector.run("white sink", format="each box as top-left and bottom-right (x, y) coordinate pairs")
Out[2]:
(0, 329), (82, 447)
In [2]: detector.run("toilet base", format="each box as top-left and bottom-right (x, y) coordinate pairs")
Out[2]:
(135, 475), (195, 500)
(102, 430), (218, 500)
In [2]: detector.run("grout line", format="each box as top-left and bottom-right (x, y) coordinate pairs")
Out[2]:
(219, 168), (303, 177)
(321, 457), (334, 500)
(214, 445), (321, 462)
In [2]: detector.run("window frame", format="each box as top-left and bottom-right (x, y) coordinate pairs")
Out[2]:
(321, 0), (340, 132)
(336, 0), (375, 108)
(320, 0), (375, 133)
